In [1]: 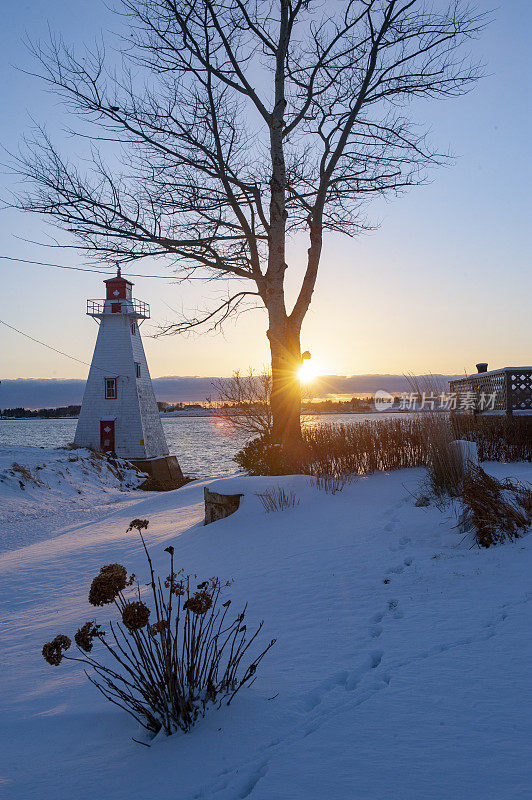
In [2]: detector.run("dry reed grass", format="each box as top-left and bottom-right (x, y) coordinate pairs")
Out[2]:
(256, 487), (299, 512)
(460, 465), (532, 547)
(236, 415), (531, 487)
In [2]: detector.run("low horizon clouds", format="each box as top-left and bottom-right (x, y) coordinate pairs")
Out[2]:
(0, 374), (461, 409)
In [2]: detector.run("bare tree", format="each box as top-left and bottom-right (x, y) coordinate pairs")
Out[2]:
(13, 0), (485, 446)
(212, 369), (273, 437)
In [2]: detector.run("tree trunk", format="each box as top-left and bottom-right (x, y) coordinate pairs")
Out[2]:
(267, 314), (302, 447)
(262, 0), (299, 447)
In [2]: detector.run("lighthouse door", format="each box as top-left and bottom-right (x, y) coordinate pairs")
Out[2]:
(100, 420), (115, 452)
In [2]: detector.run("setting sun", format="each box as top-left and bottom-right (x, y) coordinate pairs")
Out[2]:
(298, 359), (320, 383)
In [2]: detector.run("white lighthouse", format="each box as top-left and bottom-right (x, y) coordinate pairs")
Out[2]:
(74, 268), (184, 488)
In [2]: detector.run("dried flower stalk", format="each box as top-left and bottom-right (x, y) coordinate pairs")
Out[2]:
(42, 520), (275, 737)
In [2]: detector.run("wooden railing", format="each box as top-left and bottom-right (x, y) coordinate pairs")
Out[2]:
(449, 368), (532, 415)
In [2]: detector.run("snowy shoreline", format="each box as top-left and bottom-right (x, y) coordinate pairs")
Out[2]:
(0, 446), (146, 553)
(1, 409), (411, 419)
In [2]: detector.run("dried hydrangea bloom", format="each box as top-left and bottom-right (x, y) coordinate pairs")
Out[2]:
(183, 589), (213, 615)
(74, 621), (102, 652)
(127, 519), (149, 532)
(88, 563), (127, 606)
(165, 572), (185, 596)
(121, 601), (151, 631)
(42, 634), (71, 666)
(149, 619), (169, 637)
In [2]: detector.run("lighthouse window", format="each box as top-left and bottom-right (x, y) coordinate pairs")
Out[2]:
(135, 362), (141, 378)
(131, 323), (137, 335)
(105, 378), (117, 399)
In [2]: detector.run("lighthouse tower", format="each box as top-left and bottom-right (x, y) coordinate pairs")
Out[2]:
(74, 268), (184, 488)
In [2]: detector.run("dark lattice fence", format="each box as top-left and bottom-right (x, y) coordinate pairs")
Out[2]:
(450, 368), (532, 415)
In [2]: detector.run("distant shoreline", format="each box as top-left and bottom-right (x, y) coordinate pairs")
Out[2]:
(0, 408), (419, 421)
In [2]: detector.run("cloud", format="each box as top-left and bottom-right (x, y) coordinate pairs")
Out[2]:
(309, 374), (461, 398)
(1, 374), (461, 409)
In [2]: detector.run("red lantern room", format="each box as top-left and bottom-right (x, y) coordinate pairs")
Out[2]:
(104, 266), (133, 301)
(86, 265), (150, 319)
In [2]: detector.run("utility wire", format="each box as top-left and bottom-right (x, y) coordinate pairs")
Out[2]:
(0, 254), (210, 280)
(0, 318), (130, 379)
(0, 318), (94, 368)
(0, 255), (116, 275)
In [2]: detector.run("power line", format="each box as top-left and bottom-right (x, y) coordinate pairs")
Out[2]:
(0, 254), (209, 280)
(0, 318), (94, 368)
(0, 318), (129, 379)
(0, 255), (115, 275)
(0, 254), (173, 278)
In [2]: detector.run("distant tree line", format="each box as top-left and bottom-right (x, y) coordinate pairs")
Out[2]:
(0, 406), (81, 419)
(157, 402), (205, 412)
(302, 398), (376, 413)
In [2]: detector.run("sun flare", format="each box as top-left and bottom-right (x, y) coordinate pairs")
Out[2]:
(298, 359), (320, 383)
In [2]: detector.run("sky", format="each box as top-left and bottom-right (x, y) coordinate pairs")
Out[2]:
(0, 0), (530, 387)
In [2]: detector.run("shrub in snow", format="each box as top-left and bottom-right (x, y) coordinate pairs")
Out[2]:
(460, 465), (532, 547)
(256, 487), (300, 512)
(235, 417), (532, 480)
(41, 519), (275, 737)
(236, 420), (428, 477)
(452, 415), (532, 462)
(235, 436), (306, 476)
(311, 471), (351, 495)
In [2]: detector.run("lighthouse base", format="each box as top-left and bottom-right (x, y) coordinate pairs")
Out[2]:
(132, 455), (186, 491)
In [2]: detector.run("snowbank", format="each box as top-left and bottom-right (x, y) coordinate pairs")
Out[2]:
(1, 464), (531, 799)
(0, 446), (146, 552)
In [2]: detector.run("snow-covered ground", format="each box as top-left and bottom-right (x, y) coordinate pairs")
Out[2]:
(1, 463), (531, 799)
(0, 447), (146, 552)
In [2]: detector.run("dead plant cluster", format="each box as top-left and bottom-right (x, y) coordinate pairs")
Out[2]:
(236, 416), (531, 487)
(41, 520), (275, 737)
(256, 487), (299, 512)
(452, 415), (532, 462)
(460, 465), (532, 548)
(11, 462), (45, 487)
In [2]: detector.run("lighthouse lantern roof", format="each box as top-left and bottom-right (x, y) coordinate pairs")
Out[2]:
(104, 273), (134, 301)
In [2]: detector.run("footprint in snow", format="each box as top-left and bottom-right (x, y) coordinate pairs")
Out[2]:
(302, 670), (350, 711)
(385, 556), (414, 578)
(388, 599), (404, 619)
(345, 650), (384, 690)
(239, 762), (269, 799)
(384, 519), (399, 532)
(388, 534), (412, 553)
(386, 564), (404, 575)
